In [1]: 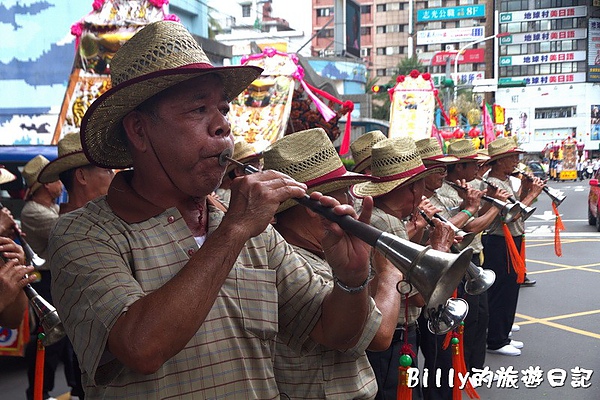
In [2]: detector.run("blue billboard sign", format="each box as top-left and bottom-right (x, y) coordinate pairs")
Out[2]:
(417, 5), (485, 22)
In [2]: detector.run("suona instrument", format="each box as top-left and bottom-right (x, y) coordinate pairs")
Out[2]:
(512, 171), (566, 206)
(220, 150), (472, 334)
(480, 178), (536, 221)
(445, 180), (522, 223)
(418, 209), (495, 296)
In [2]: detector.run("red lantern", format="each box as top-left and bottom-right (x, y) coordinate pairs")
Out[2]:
(441, 128), (454, 140)
(453, 128), (465, 139)
(468, 127), (481, 138)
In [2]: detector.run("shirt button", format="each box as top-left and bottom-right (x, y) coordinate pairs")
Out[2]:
(167, 216), (175, 223)
(188, 248), (195, 256)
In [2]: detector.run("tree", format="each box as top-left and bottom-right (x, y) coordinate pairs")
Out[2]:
(208, 13), (222, 39)
(370, 56), (426, 121)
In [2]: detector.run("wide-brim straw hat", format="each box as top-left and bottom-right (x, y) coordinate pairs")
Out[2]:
(350, 130), (387, 173)
(415, 137), (459, 164)
(263, 128), (374, 213)
(81, 21), (262, 169)
(38, 133), (91, 184)
(352, 137), (444, 199)
(22, 155), (50, 198)
(226, 140), (263, 174)
(447, 139), (490, 162)
(487, 137), (526, 161)
(0, 167), (16, 185)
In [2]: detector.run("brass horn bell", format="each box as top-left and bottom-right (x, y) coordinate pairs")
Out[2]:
(24, 284), (66, 346)
(375, 233), (472, 334)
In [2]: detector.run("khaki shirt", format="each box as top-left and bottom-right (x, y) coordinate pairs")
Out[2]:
(49, 171), (331, 399)
(20, 200), (59, 270)
(274, 246), (379, 399)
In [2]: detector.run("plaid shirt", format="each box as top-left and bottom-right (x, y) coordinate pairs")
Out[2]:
(49, 171), (331, 399)
(274, 246), (379, 399)
(369, 207), (421, 325)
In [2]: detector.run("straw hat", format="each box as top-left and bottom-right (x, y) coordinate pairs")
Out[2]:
(263, 128), (374, 213)
(350, 130), (387, 173)
(81, 21), (263, 169)
(487, 137), (526, 161)
(22, 155), (50, 197)
(351, 137), (444, 199)
(38, 133), (91, 184)
(415, 138), (459, 164)
(226, 140), (263, 174)
(0, 167), (16, 185)
(446, 139), (490, 162)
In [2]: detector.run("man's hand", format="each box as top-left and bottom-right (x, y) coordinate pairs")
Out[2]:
(226, 170), (307, 238)
(0, 259), (35, 312)
(0, 237), (26, 265)
(428, 219), (455, 253)
(0, 208), (16, 238)
(319, 193), (373, 288)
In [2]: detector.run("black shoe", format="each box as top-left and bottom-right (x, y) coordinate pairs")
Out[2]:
(521, 277), (536, 287)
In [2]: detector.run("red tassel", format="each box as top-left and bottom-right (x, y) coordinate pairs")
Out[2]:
(397, 366), (413, 400)
(339, 101), (354, 155)
(502, 224), (526, 283)
(456, 325), (480, 399)
(552, 202), (565, 257)
(34, 335), (45, 400)
(397, 292), (415, 400)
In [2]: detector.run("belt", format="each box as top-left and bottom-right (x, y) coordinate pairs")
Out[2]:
(395, 322), (417, 331)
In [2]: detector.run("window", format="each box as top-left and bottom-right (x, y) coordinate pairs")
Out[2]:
(360, 26), (371, 36)
(376, 68), (386, 76)
(316, 7), (333, 17)
(361, 5), (371, 14)
(534, 106), (577, 119)
(317, 29), (334, 38)
(241, 4), (251, 18)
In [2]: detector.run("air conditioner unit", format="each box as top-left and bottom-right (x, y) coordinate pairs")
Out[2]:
(445, 44), (455, 51)
(324, 49), (335, 56)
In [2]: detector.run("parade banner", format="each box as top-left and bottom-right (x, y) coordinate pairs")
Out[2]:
(388, 70), (436, 140)
(0, 312), (29, 357)
(229, 49), (298, 153)
(229, 48), (351, 154)
(53, 0), (177, 143)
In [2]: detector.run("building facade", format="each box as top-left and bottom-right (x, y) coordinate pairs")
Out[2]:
(495, 0), (600, 154)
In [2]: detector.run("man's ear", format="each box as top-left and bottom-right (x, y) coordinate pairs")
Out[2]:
(74, 167), (87, 186)
(122, 111), (149, 153)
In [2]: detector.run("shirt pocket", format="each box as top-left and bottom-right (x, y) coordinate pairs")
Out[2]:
(235, 267), (278, 341)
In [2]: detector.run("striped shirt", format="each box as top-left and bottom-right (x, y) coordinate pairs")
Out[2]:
(369, 207), (421, 325)
(48, 171), (332, 399)
(274, 246), (379, 399)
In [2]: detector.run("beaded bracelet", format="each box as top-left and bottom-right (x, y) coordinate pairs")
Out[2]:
(460, 209), (473, 218)
(334, 267), (375, 294)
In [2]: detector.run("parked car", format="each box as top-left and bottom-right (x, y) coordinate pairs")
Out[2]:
(587, 169), (600, 231)
(526, 161), (547, 180)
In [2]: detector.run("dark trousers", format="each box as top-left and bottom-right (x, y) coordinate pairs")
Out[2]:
(461, 255), (488, 370)
(367, 324), (423, 400)
(482, 234), (522, 350)
(417, 313), (452, 400)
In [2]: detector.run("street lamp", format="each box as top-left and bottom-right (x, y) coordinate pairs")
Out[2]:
(453, 32), (510, 102)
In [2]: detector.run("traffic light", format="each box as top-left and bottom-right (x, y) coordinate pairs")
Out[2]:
(371, 84), (393, 93)
(441, 78), (454, 88)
